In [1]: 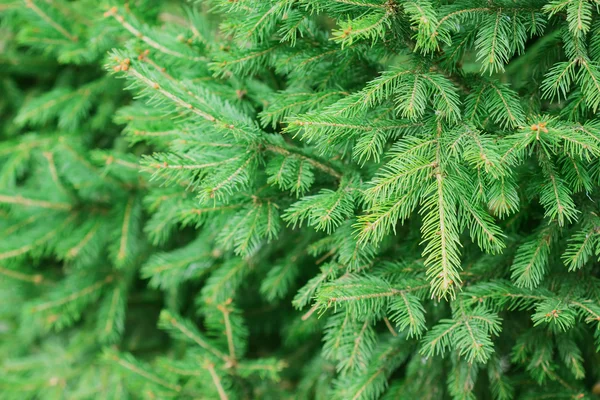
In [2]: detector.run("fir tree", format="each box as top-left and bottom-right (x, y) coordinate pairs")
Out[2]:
(2, 0), (600, 399)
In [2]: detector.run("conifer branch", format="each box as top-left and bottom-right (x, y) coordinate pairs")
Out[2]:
(206, 362), (229, 400)
(217, 301), (238, 364)
(0, 266), (44, 284)
(159, 310), (229, 362)
(2, 215), (39, 237)
(65, 222), (101, 259)
(301, 304), (320, 321)
(147, 156), (242, 171)
(144, 253), (210, 275)
(29, 275), (113, 313)
(24, 0), (78, 42)
(422, 125), (462, 299)
(204, 259), (248, 305)
(436, 8), (492, 30)
(260, 91), (348, 124)
(0, 213), (77, 261)
(105, 7), (203, 61)
(122, 63), (343, 183)
(117, 196), (135, 265)
(333, 0), (387, 8)
(346, 319), (371, 371)
(488, 82), (523, 126)
(107, 351), (182, 392)
(58, 138), (121, 186)
(511, 225), (556, 288)
(324, 284), (428, 304)
(102, 287), (122, 336)
(569, 300), (600, 323)
(126, 67), (216, 122)
(383, 317), (397, 336)
(103, 155), (140, 170)
(5, 2), (600, 397)
(0, 194), (71, 210)
(264, 144), (342, 180)
(42, 151), (68, 194)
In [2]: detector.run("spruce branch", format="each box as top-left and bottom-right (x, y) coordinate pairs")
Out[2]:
(65, 222), (101, 260)
(5, 1), (600, 397)
(562, 219), (600, 270)
(217, 301), (238, 365)
(105, 350), (182, 393)
(0, 194), (71, 211)
(24, 0), (78, 42)
(421, 125), (462, 299)
(0, 213), (77, 261)
(104, 7), (204, 61)
(159, 310), (229, 363)
(28, 274), (113, 314)
(0, 266), (45, 285)
(205, 362), (229, 400)
(510, 224), (557, 289)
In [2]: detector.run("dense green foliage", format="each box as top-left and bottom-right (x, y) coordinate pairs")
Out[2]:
(2, 0), (600, 399)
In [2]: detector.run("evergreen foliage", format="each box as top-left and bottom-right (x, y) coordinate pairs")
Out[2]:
(2, 0), (600, 399)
